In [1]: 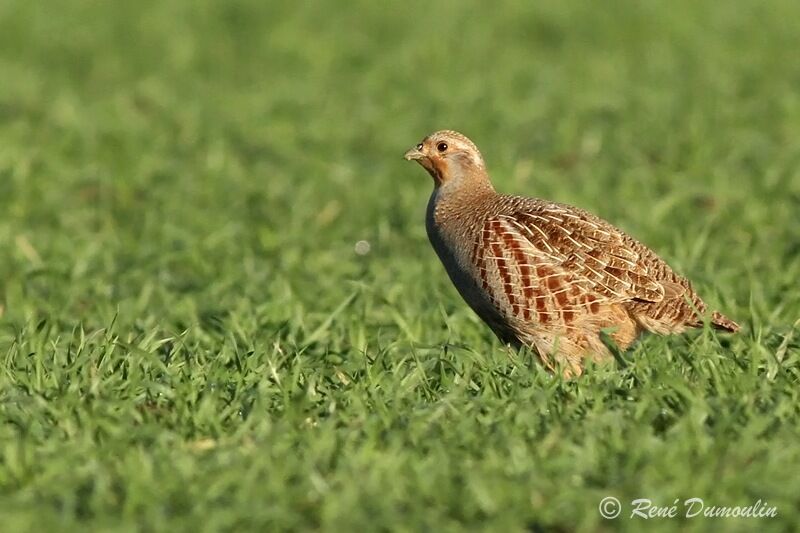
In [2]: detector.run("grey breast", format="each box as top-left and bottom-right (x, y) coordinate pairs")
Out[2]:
(425, 193), (503, 327)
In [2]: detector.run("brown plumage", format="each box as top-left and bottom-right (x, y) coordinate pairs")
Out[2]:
(404, 130), (739, 376)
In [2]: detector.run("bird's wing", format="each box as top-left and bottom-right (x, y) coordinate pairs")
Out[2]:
(474, 202), (684, 315)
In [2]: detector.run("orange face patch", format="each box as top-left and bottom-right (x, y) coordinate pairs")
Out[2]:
(423, 154), (448, 185)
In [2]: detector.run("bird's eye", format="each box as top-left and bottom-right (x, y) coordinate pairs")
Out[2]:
(416, 143), (423, 150)
(437, 142), (448, 152)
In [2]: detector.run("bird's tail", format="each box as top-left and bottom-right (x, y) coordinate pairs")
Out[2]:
(711, 311), (740, 333)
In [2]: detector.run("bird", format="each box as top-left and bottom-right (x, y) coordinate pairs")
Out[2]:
(404, 130), (739, 376)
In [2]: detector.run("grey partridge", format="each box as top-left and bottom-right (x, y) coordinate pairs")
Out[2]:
(404, 130), (739, 376)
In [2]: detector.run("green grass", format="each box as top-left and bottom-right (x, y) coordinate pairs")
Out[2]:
(1, 0), (800, 531)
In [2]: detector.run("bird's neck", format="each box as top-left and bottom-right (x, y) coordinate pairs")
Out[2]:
(428, 170), (496, 229)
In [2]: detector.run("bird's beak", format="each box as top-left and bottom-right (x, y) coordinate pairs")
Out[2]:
(404, 146), (425, 161)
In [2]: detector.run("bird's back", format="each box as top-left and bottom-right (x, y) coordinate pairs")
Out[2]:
(429, 190), (738, 371)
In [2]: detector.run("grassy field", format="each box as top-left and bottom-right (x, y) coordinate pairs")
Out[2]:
(1, 0), (800, 531)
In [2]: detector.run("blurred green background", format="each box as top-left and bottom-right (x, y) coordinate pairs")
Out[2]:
(1, 1), (799, 531)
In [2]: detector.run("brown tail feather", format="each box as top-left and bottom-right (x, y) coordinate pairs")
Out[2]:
(711, 311), (740, 333)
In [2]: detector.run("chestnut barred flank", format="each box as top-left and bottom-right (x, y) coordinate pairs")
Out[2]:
(406, 130), (739, 376)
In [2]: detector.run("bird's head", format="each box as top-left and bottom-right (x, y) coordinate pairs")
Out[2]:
(403, 130), (488, 187)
